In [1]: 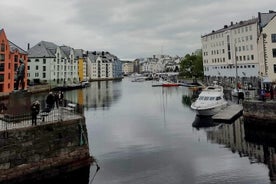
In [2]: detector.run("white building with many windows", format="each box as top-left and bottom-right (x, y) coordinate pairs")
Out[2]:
(27, 41), (57, 84)
(202, 18), (259, 85)
(202, 11), (276, 86)
(87, 51), (122, 80)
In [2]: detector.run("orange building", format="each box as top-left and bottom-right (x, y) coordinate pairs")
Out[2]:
(0, 29), (28, 93)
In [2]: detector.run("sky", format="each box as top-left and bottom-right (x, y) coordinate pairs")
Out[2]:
(1, 0), (276, 60)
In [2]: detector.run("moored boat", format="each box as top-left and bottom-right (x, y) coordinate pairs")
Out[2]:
(191, 84), (228, 116)
(162, 82), (180, 87)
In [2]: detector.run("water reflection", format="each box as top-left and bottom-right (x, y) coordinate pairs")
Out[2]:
(206, 118), (276, 182)
(61, 81), (122, 110)
(192, 115), (215, 128)
(7, 79), (274, 183)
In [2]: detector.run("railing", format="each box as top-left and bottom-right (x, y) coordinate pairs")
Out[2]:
(0, 100), (84, 131)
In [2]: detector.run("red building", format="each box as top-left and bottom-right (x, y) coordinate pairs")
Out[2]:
(0, 29), (28, 93)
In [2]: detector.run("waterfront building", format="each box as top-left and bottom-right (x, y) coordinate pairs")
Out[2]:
(75, 49), (88, 82)
(87, 51), (122, 80)
(27, 41), (57, 85)
(58, 45), (79, 84)
(202, 10), (276, 86)
(258, 11), (276, 82)
(202, 18), (259, 86)
(139, 55), (180, 74)
(28, 41), (81, 86)
(0, 29), (28, 93)
(121, 59), (134, 75)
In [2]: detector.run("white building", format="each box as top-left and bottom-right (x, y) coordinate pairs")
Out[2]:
(27, 41), (57, 84)
(88, 51), (122, 80)
(202, 11), (276, 85)
(258, 11), (276, 82)
(202, 18), (259, 84)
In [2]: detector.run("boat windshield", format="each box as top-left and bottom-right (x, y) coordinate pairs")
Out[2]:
(209, 97), (215, 101)
(198, 96), (204, 100)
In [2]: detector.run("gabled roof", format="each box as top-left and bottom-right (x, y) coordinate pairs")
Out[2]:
(28, 41), (57, 58)
(258, 11), (276, 29)
(8, 40), (27, 54)
(87, 52), (98, 62)
(60, 45), (72, 58)
(74, 49), (84, 59)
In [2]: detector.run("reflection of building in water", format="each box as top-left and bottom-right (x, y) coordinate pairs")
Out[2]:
(83, 81), (121, 110)
(205, 118), (276, 181)
(78, 90), (84, 105)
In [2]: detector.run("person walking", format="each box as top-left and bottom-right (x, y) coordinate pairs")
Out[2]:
(31, 100), (40, 126)
(15, 58), (25, 91)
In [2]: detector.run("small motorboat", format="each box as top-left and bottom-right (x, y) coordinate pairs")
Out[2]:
(191, 84), (228, 116)
(162, 82), (180, 87)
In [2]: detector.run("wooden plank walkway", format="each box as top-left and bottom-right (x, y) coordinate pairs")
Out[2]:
(212, 104), (243, 122)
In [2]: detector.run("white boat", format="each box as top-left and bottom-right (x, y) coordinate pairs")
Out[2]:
(191, 85), (228, 116)
(131, 76), (147, 82)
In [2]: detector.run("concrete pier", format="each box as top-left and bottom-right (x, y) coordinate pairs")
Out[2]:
(212, 104), (243, 122)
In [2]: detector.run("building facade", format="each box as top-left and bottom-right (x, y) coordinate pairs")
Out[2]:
(27, 41), (57, 85)
(258, 11), (276, 81)
(0, 29), (28, 93)
(202, 18), (259, 86)
(88, 51), (122, 80)
(202, 11), (276, 86)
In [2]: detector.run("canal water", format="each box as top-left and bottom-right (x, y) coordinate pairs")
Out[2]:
(30, 78), (275, 183)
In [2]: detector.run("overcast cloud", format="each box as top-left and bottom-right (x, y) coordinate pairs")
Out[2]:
(1, 0), (276, 59)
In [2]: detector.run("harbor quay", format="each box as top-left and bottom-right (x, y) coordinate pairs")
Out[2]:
(0, 92), (93, 183)
(243, 100), (276, 127)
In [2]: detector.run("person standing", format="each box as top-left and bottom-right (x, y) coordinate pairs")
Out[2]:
(31, 100), (40, 126)
(46, 92), (55, 110)
(54, 92), (59, 108)
(15, 58), (25, 91)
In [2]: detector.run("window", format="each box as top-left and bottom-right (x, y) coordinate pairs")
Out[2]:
(35, 59), (39, 62)
(1, 43), (5, 52)
(273, 49), (276, 58)
(274, 64), (276, 73)
(43, 66), (46, 71)
(0, 74), (4, 82)
(271, 34), (276, 43)
(43, 73), (46, 78)
(0, 63), (4, 71)
(0, 54), (4, 61)
(43, 59), (46, 64)
(251, 55), (254, 60)
(36, 65), (39, 70)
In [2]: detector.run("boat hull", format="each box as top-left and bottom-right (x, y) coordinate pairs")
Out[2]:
(162, 83), (179, 87)
(191, 103), (227, 116)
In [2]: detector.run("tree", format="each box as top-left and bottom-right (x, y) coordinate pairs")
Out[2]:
(180, 50), (203, 79)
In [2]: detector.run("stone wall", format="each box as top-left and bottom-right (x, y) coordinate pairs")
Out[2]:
(243, 100), (276, 124)
(0, 118), (93, 183)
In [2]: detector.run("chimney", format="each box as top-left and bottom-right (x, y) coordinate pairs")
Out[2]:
(231, 21), (233, 26)
(27, 43), (30, 50)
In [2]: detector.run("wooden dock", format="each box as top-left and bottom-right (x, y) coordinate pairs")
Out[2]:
(212, 104), (243, 122)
